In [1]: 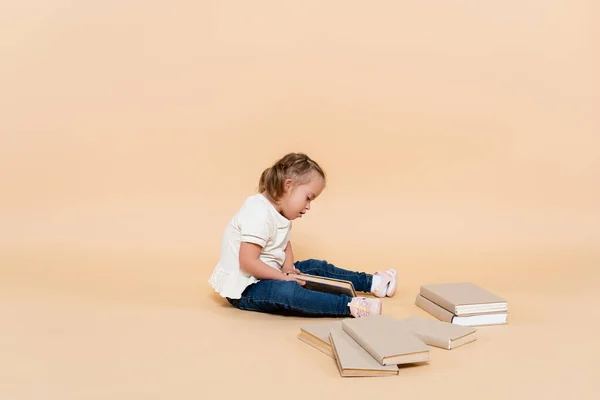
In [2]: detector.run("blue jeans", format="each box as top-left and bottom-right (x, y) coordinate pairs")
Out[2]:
(227, 259), (373, 317)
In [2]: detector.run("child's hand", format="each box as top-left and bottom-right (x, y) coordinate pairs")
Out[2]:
(282, 266), (301, 275)
(282, 272), (305, 285)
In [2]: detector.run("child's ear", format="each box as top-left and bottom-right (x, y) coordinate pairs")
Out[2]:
(283, 178), (293, 192)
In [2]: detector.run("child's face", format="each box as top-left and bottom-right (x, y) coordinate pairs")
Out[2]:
(280, 173), (325, 220)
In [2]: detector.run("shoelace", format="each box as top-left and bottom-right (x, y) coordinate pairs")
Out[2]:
(353, 298), (371, 318)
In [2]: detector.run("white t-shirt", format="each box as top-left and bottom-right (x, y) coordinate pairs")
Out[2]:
(208, 194), (292, 299)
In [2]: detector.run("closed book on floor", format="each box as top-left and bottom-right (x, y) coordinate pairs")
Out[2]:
(298, 321), (342, 358)
(290, 273), (357, 297)
(416, 294), (508, 326)
(329, 327), (399, 377)
(396, 316), (476, 349)
(420, 282), (507, 316)
(341, 315), (430, 366)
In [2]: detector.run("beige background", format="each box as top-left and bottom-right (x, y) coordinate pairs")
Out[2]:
(1, 1), (599, 399)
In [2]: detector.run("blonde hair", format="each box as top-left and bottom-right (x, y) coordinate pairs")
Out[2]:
(258, 153), (326, 201)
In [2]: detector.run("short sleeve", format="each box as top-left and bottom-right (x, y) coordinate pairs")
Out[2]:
(238, 201), (273, 247)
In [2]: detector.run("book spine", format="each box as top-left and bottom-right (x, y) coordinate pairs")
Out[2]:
(415, 294), (454, 324)
(297, 335), (335, 358)
(329, 333), (346, 377)
(341, 322), (384, 365)
(419, 286), (457, 314)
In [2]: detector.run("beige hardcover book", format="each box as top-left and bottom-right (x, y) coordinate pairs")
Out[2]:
(297, 321), (342, 358)
(291, 273), (357, 297)
(329, 328), (399, 377)
(416, 294), (508, 326)
(415, 294), (455, 322)
(341, 315), (430, 366)
(420, 282), (507, 316)
(396, 316), (476, 349)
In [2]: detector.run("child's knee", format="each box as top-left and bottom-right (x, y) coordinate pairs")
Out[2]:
(296, 258), (328, 270)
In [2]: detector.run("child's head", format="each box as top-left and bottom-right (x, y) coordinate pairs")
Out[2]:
(259, 153), (326, 220)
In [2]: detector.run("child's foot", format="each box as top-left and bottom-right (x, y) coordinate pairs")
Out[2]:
(348, 297), (382, 318)
(371, 269), (397, 298)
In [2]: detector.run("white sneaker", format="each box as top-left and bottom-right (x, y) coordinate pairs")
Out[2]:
(372, 269), (397, 298)
(348, 297), (382, 318)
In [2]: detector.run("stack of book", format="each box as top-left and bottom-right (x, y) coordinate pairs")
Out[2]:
(298, 315), (477, 377)
(415, 282), (508, 326)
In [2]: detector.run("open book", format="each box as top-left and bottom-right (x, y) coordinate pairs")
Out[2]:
(288, 273), (357, 297)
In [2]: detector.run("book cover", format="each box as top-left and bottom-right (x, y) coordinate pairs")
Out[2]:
(291, 273), (357, 297)
(420, 282), (507, 315)
(416, 294), (508, 326)
(329, 327), (399, 377)
(297, 320), (342, 358)
(341, 315), (430, 366)
(415, 294), (454, 323)
(396, 316), (476, 349)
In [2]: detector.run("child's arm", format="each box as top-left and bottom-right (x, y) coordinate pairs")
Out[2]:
(282, 241), (300, 274)
(240, 242), (304, 284)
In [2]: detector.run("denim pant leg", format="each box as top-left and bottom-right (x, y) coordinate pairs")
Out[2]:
(294, 259), (372, 293)
(227, 279), (352, 317)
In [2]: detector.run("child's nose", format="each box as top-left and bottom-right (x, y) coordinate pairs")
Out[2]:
(306, 202), (311, 210)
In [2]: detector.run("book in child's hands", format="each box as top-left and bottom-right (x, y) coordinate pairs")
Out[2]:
(420, 282), (507, 316)
(298, 321), (342, 358)
(289, 273), (357, 297)
(396, 316), (477, 349)
(329, 327), (399, 377)
(341, 315), (430, 366)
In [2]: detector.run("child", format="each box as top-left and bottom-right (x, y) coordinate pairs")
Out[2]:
(208, 152), (397, 318)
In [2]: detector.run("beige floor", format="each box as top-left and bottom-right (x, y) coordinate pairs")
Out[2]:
(2, 1), (598, 399)
(2, 247), (599, 400)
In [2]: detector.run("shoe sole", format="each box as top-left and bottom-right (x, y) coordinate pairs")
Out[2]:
(386, 270), (397, 297)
